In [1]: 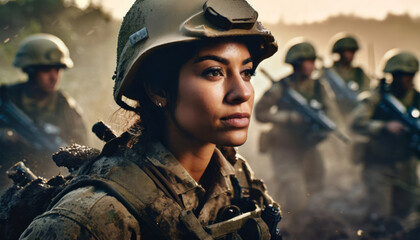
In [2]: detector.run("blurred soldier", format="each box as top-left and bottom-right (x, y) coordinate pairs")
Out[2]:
(352, 49), (419, 220)
(0, 34), (88, 190)
(255, 38), (341, 228)
(332, 33), (370, 92)
(324, 33), (370, 115)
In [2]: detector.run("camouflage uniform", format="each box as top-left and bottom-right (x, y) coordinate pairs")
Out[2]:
(19, 0), (280, 238)
(255, 73), (340, 214)
(352, 88), (419, 218)
(331, 62), (370, 93)
(0, 82), (88, 189)
(352, 50), (420, 219)
(20, 140), (277, 239)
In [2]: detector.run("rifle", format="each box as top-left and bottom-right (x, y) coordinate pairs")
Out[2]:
(260, 68), (349, 144)
(322, 67), (358, 109)
(377, 78), (420, 158)
(0, 92), (66, 152)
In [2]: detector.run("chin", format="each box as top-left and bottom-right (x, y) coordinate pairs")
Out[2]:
(216, 132), (248, 147)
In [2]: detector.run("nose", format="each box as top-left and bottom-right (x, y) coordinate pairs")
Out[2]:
(48, 68), (60, 82)
(224, 72), (253, 104)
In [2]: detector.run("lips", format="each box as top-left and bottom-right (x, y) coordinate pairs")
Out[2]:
(220, 113), (250, 128)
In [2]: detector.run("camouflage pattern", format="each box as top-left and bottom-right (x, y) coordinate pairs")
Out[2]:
(352, 88), (420, 218)
(20, 141), (277, 239)
(332, 62), (370, 93)
(0, 82), (88, 190)
(255, 73), (341, 224)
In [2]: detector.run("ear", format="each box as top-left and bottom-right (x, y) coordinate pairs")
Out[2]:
(144, 83), (167, 108)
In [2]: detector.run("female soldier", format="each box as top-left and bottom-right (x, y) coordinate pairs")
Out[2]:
(19, 0), (280, 239)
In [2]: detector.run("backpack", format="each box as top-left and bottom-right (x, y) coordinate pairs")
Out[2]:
(0, 122), (282, 240)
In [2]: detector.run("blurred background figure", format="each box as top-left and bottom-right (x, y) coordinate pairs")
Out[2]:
(255, 38), (343, 236)
(323, 33), (371, 117)
(0, 34), (88, 191)
(352, 49), (420, 222)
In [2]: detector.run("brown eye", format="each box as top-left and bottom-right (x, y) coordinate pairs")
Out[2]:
(241, 69), (255, 81)
(202, 67), (224, 78)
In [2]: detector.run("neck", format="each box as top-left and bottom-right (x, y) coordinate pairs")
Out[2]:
(293, 71), (310, 83)
(165, 120), (215, 183)
(337, 59), (351, 69)
(25, 81), (51, 100)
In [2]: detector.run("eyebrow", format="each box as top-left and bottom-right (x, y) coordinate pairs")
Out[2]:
(193, 55), (253, 66)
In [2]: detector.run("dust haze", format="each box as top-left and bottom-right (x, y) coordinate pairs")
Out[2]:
(1, 1), (420, 237)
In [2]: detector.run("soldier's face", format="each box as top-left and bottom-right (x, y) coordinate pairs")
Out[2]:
(168, 41), (254, 146)
(35, 67), (61, 93)
(340, 50), (356, 64)
(300, 59), (315, 78)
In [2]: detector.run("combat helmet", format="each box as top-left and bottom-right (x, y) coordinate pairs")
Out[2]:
(331, 33), (359, 53)
(383, 49), (419, 74)
(284, 37), (317, 65)
(114, 0), (278, 108)
(13, 33), (73, 69)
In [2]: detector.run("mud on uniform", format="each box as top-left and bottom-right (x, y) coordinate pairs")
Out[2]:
(255, 73), (341, 214)
(19, 139), (278, 240)
(352, 88), (420, 218)
(0, 82), (88, 189)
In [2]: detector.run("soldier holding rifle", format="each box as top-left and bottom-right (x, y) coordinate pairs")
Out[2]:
(0, 34), (88, 190)
(255, 38), (343, 231)
(352, 49), (420, 220)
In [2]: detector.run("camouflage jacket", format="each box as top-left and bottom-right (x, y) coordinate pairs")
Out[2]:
(332, 62), (370, 92)
(255, 73), (342, 148)
(19, 139), (278, 240)
(352, 88), (420, 163)
(0, 82), (88, 187)
(0, 82), (88, 145)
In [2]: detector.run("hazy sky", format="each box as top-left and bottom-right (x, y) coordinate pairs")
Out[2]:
(76, 0), (420, 24)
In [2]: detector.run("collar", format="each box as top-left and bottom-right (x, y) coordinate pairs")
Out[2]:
(143, 142), (236, 197)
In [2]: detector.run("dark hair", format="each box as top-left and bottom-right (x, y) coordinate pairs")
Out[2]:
(127, 42), (197, 142)
(125, 37), (258, 143)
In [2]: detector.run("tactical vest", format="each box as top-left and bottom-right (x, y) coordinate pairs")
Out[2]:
(281, 76), (325, 111)
(34, 136), (281, 240)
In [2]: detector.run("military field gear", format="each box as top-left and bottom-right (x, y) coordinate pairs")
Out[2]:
(284, 39), (316, 64)
(324, 62), (370, 115)
(352, 82), (420, 218)
(331, 33), (359, 53)
(383, 49), (419, 74)
(0, 145), (100, 240)
(13, 34), (73, 69)
(0, 87), (67, 152)
(0, 82), (88, 190)
(114, 0), (277, 108)
(255, 72), (342, 228)
(19, 132), (280, 239)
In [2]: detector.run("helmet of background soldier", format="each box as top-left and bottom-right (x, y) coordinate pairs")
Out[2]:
(331, 32), (359, 53)
(13, 33), (73, 70)
(114, 0), (278, 108)
(383, 49), (419, 74)
(284, 37), (317, 65)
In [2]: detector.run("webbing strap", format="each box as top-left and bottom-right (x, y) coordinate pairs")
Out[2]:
(47, 177), (164, 238)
